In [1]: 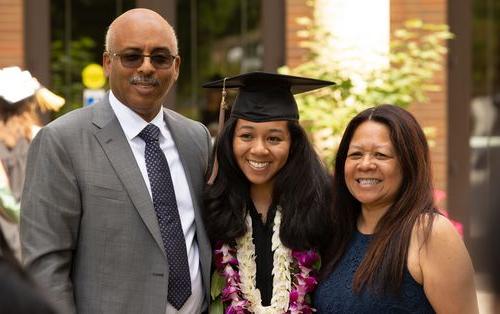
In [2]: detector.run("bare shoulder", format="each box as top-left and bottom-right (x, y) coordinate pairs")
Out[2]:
(424, 214), (461, 247)
(408, 214), (454, 284)
(417, 214), (479, 314)
(418, 214), (471, 276)
(410, 214), (461, 248)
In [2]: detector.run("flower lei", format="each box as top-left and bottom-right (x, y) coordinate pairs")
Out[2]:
(211, 207), (320, 314)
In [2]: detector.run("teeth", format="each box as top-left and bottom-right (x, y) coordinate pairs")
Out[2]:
(248, 160), (269, 169)
(357, 178), (381, 185)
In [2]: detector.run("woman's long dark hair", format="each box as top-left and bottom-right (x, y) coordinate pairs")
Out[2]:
(203, 117), (332, 251)
(321, 104), (438, 293)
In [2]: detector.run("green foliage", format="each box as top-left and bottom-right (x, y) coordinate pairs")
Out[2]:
(51, 37), (99, 118)
(280, 18), (453, 168)
(363, 20), (453, 107)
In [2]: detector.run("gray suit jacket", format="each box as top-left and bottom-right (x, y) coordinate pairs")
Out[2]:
(20, 97), (212, 314)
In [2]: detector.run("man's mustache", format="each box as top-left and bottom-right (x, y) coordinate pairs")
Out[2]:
(129, 76), (159, 86)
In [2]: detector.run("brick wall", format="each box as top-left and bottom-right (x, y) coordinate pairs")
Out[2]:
(0, 0), (24, 67)
(391, 0), (448, 196)
(285, 0), (314, 68)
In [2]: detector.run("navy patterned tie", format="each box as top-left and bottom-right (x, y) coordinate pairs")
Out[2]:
(138, 124), (191, 310)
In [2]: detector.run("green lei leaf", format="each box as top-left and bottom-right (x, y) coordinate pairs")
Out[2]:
(209, 296), (223, 314)
(210, 270), (226, 300)
(313, 255), (321, 271)
(0, 187), (20, 223)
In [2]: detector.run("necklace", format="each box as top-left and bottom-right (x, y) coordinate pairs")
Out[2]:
(211, 206), (320, 314)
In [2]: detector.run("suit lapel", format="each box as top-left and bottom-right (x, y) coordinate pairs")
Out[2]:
(164, 112), (201, 198)
(91, 100), (166, 257)
(164, 110), (212, 296)
(164, 110), (204, 227)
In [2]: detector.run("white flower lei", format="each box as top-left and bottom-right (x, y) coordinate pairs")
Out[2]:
(236, 206), (292, 314)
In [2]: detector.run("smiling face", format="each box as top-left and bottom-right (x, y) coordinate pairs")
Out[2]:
(103, 9), (180, 121)
(232, 119), (291, 192)
(344, 120), (403, 213)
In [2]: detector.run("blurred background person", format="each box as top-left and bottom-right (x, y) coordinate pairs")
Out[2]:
(0, 66), (64, 259)
(315, 105), (478, 313)
(0, 222), (55, 314)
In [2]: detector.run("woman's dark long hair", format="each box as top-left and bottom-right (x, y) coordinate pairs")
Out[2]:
(203, 117), (332, 251)
(321, 104), (438, 293)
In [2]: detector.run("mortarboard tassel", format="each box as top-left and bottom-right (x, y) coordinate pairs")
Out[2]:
(207, 78), (228, 185)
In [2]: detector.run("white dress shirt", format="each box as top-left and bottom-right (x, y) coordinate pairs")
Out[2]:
(109, 92), (203, 314)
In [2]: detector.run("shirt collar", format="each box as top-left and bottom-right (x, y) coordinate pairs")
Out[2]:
(108, 91), (166, 141)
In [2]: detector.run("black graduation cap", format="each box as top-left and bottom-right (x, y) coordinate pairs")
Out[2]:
(203, 71), (335, 184)
(202, 71), (335, 122)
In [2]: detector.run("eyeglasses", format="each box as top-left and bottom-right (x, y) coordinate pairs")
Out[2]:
(109, 52), (177, 69)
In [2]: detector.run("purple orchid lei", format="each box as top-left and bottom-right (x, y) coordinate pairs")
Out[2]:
(213, 240), (320, 313)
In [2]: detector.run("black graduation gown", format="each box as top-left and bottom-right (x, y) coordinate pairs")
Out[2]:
(247, 199), (278, 306)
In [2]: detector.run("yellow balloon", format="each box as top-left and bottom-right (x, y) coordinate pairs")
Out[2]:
(82, 63), (106, 89)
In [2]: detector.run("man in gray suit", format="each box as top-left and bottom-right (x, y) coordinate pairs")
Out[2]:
(20, 8), (211, 314)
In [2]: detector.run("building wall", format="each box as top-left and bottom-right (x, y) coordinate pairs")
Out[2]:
(285, 0), (313, 68)
(0, 0), (24, 67)
(391, 0), (449, 200)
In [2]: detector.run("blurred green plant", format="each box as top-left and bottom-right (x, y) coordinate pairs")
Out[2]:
(280, 18), (453, 168)
(51, 36), (99, 118)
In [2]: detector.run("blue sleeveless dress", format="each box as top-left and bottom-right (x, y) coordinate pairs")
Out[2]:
(314, 231), (435, 313)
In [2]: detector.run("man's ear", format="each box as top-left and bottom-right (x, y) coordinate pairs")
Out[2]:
(173, 55), (181, 81)
(103, 52), (112, 77)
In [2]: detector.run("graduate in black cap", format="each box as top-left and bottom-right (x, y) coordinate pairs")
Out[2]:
(203, 72), (334, 313)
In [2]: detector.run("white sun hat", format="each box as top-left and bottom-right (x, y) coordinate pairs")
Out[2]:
(0, 66), (41, 104)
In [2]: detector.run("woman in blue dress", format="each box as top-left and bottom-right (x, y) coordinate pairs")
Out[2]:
(315, 105), (478, 313)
